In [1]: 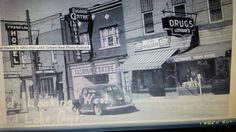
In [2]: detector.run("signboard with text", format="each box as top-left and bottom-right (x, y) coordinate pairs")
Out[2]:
(68, 7), (89, 61)
(162, 16), (195, 37)
(5, 24), (28, 31)
(5, 24), (29, 65)
(8, 30), (20, 65)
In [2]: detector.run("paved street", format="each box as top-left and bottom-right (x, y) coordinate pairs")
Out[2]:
(6, 94), (229, 128)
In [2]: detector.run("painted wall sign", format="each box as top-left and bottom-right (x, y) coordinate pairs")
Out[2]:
(134, 37), (170, 51)
(162, 16), (195, 37)
(72, 63), (117, 76)
(173, 53), (216, 62)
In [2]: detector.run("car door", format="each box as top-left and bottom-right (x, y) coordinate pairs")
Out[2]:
(81, 88), (96, 111)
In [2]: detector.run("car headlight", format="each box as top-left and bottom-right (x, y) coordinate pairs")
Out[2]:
(100, 98), (105, 104)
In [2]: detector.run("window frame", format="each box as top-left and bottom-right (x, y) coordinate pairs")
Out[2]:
(142, 11), (155, 36)
(79, 32), (90, 53)
(207, 0), (224, 23)
(99, 26), (120, 50)
(173, 3), (186, 17)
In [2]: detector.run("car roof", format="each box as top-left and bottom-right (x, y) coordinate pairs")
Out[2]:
(83, 84), (117, 90)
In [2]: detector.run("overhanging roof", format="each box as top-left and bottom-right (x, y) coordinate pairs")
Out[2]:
(170, 42), (231, 62)
(119, 49), (177, 71)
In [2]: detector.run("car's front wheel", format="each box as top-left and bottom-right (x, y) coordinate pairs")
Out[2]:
(94, 105), (102, 116)
(72, 106), (80, 114)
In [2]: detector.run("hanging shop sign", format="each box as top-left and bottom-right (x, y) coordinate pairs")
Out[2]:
(5, 24), (29, 65)
(68, 7), (90, 61)
(162, 16), (195, 37)
(8, 30), (20, 65)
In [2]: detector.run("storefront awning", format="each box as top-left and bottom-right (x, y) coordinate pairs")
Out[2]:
(119, 49), (177, 71)
(169, 42), (231, 62)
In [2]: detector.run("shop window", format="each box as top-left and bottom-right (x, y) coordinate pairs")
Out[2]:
(132, 71), (153, 93)
(94, 74), (109, 84)
(79, 33), (90, 53)
(39, 77), (56, 98)
(99, 26), (120, 50)
(173, 4), (186, 17)
(208, 0), (223, 22)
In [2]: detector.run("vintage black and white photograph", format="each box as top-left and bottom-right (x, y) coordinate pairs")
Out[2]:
(0, 0), (234, 129)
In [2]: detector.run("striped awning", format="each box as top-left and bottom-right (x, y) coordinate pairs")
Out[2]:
(170, 42), (231, 62)
(119, 49), (177, 71)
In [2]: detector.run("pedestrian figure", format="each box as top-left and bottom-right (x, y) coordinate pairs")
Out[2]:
(197, 72), (202, 95)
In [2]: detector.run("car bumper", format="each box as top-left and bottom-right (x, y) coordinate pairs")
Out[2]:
(105, 103), (134, 110)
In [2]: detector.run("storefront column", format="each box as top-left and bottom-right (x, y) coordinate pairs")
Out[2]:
(120, 71), (126, 93)
(127, 71), (132, 94)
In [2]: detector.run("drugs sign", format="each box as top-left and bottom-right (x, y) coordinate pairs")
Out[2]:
(162, 16), (195, 37)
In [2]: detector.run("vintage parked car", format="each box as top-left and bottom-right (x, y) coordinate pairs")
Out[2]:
(72, 84), (135, 115)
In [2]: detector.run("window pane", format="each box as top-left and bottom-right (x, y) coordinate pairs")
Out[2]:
(174, 4), (186, 17)
(144, 12), (154, 34)
(140, 0), (153, 13)
(99, 26), (119, 48)
(208, 0), (223, 21)
(108, 36), (113, 46)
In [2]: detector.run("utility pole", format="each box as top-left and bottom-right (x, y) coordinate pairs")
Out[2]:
(26, 9), (39, 110)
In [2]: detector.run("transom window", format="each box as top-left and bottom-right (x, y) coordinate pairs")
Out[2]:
(99, 26), (120, 49)
(208, 0), (223, 22)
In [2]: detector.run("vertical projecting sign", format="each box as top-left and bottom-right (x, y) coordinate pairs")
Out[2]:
(69, 7), (89, 61)
(9, 30), (20, 65)
(5, 24), (29, 65)
(162, 16), (195, 37)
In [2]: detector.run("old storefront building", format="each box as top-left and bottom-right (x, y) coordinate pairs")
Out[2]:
(2, 14), (69, 111)
(61, 0), (126, 99)
(120, 0), (232, 97)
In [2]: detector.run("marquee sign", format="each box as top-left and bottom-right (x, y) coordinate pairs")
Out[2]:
(5, 24), (28, 31)
(8, 30), (20, 65)
(162, 16), (195, 37)
(68, 7), (90, 61)
(69, 7), (89, 21)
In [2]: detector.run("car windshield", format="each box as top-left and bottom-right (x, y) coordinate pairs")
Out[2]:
(105, 86), (122, 96)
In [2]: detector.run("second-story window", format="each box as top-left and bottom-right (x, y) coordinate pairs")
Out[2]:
(208, 0), (223, 22)
(79, 33), (90, 53)
(99, 26), (120, 49)
(141, 0), (154, 34)
(174, 4), (186, 17)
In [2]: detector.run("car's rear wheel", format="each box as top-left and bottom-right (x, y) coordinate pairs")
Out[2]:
(94, 105), (102, 116)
